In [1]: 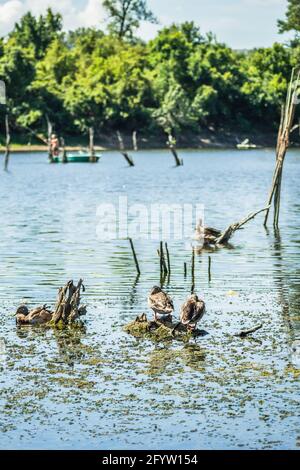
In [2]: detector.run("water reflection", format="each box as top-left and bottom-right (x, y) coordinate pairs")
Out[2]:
(53, 328), (87, 366)
(1, 149), (300, 449)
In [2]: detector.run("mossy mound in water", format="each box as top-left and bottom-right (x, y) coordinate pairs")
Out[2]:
(124, 313), (206, 342)
(48, 319), (85, 330)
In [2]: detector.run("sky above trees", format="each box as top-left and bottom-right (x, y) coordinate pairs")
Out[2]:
(0, 0), (293, 49)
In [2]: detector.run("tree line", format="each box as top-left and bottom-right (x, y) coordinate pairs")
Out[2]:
(0, 0), (300, 142)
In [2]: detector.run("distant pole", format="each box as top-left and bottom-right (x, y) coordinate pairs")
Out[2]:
(165, 242), (171, 275)
(117, 131), (135, 167)
(61, 137), (67, 163)
(3, 114), (10, 171)
(132, 130), (138, 151)
(191, 248), (195, 293)
(167, 133), (183, 167)
(46, 115), (53, 163)
(208, 256), (212, 282)
(160, 241), (168, 275)
(89, 126), (96, 162)
(184, 262), (187, 277)
(129, 238), (140, 275)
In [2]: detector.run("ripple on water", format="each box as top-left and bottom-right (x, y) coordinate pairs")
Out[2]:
(0, 149), (299, 449)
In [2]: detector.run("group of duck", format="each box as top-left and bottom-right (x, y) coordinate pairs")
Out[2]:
(148, 286), (206, 332)
(14, 287), (205, 332)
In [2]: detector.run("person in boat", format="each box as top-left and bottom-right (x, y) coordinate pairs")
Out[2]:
(50, 133), (60, 157)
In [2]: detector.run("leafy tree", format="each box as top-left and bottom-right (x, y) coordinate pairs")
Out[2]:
(278, 0), (300, 34)
(103, 0), (157, 39)
(239, 44), (291, 127)
(9, 8), (63, 59)
(0, 8), (295, 141)
(152, 75), (196, 134)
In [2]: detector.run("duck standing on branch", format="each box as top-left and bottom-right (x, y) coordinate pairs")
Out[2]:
(148, 286), (174, 322)
(179, 294), (206, 331)
(15, 304), (53, 325)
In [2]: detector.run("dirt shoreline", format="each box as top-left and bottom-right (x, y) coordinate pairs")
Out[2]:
(1, 128), (298, 152)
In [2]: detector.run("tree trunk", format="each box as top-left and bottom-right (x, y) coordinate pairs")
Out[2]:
(264, 70), (299, 227)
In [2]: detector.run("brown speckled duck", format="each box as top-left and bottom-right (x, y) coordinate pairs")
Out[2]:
(15, 304), (53, 325)
(180, 294), (206, 331)
(194, 219), (221, 246)
(148, 286), (174, 322)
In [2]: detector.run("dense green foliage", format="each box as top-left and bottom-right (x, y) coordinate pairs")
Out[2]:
(278, 0), (300, 34)
(0, 4), (298, 141)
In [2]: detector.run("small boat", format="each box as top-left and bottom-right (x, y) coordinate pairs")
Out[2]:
(237, 138), (258, 150)
(52, 153), (101, 163)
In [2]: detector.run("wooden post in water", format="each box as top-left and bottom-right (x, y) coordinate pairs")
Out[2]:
(191, 248), (195, 293)
(3, 114), (10, 171)
(167, 133), (183, 167)
(165, 242), (171, 275)
(184, 262), (187, 277)
(264, 69), (300, 228)
(132, 130), (138, 151)
(89, 126), (97, 162)
(46, 115), (53, 163)
(208, 256), (212, 282)
(117, 131), (135, 167)
(129, 238), (140, 275)
(160, 241), (168, 276)
(61, 137), (67, 163)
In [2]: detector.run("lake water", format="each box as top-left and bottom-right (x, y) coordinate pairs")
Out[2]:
(0, 148), (299, 450)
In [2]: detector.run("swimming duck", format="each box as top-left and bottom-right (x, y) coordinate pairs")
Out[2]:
(148, 286), (174, 322)
(15, 304), (53, 325)
(179, 294), (206, 331)
(194, 219), (221, 245)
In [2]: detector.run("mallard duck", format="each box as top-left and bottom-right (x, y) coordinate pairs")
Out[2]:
(148, 286), (174, 322)
(15, 304), (53, 325)
(194, 219), (221, 245)
(179, 294), (205, 331)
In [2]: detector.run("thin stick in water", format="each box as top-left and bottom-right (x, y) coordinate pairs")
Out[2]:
(60, 137), (67, 163)
(167, 133), (183, 167)
(191, 248), (195, 293)
(129, 238), (140, 275)
(160, 241), (168, 275)
(117, 131), (135, 167)
(208, 256), (212, 282)
(46, 114), (53, 163)
(165, 242), (171, 274)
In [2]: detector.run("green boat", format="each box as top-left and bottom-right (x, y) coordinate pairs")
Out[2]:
(52, 153), (101, 163)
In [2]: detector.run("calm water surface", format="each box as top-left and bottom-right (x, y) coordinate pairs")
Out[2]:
(0, 148), (299, 449)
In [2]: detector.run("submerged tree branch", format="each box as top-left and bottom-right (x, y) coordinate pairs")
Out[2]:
(234, 323), (263, 338)
(215, 206), (270, 245)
